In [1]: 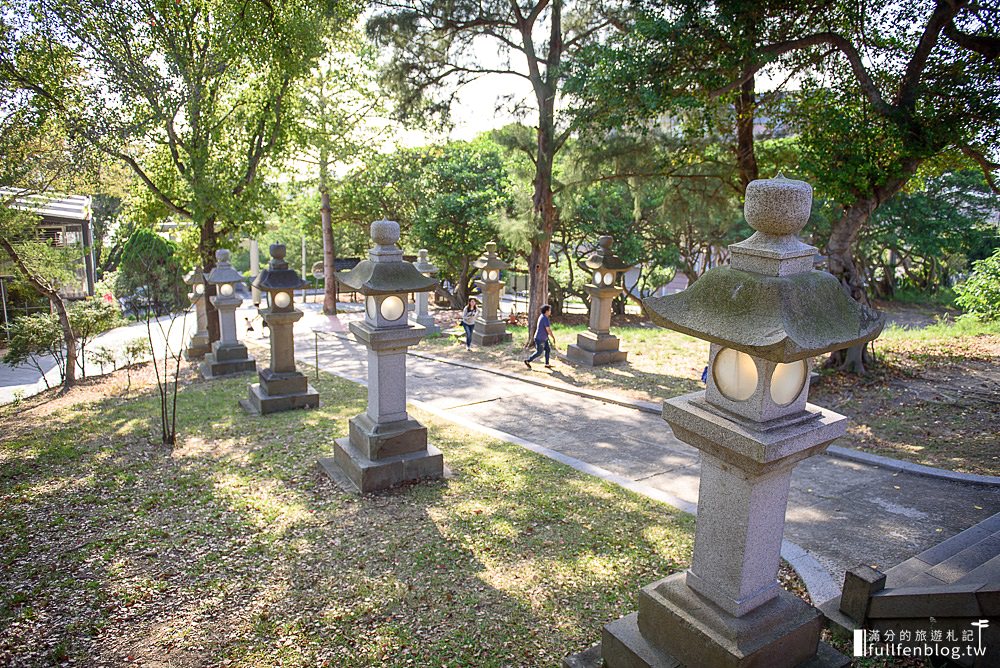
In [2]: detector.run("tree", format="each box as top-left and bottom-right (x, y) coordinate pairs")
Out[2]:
(859, 170), (1000, 298)
(5, 0), (361, 341)
(956, 248), (1000, 322)
(0, 21), (90, 391)
(368, 0), (625, 338)
(292, 32), (383, 316)
(117, 230), (186, 317)
(570, 0), (1000, 371)
(410, 142), (512, 306)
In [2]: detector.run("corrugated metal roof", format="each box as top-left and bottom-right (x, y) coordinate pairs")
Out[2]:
(0, 188), (91, 221)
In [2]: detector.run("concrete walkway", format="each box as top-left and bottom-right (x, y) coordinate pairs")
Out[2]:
(292, 309), (1000, 605)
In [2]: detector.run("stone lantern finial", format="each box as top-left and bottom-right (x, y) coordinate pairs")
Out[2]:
(216, 248), (231, 264)
(269, 243), (288, 266)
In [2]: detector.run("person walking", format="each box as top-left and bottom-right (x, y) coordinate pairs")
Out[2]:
(524, 304), (555, 369)
(460, 297), (478, 350)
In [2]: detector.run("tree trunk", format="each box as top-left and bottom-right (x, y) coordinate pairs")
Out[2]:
(319, 146), (338, 316)
(0, 237), (78, 391)
(320, 190), (337, 315)
(198, 217), (220, 343)
(458, 256), (471, 307)
(527, 128), (558, 340)
(734, 73), (759, 192)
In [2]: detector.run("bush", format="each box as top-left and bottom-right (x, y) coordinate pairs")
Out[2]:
(69, 298), (123, 378)
(955, 249), (1000, 321)
(1, 312), (65, 388)
(116, 230), (186, 316)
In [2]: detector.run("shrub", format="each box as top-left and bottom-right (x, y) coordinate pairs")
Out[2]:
(955, 248), (1000, 322)
(1, 312), (65, 388)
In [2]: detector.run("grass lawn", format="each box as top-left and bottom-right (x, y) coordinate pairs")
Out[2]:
(0, 362), (698, 667)
(426, 312), (1000, 477)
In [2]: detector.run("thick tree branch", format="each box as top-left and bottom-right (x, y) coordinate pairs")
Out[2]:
(944, 19), (1000, 60)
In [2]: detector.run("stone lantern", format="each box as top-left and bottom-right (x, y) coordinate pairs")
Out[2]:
(182, 266), (211, 360)
(199, 249), (257, 379)
(567, 235), (636, 366)
(572, 175), (884, 668)
(472, 241), (512, 346)
(410, 249), (440, 335)
(240, 243), (319, 415)
(318, 220), (444, 493)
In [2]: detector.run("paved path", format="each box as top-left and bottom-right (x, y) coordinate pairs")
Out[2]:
(292, 309), (1000, 604)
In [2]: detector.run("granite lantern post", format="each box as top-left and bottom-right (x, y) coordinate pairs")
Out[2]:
(567, 235), (635, 366)
(471, 241), (512, 346)
(318, 220), (444, 493)
(182, 267), (211, 360)
(569, 176), (884, 668)
(410, 249), (440, 335)
(240, 244), (319, 415)
(199, 249), (257, 379)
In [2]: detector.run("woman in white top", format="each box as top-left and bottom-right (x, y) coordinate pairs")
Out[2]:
(460, 297), (479, 350)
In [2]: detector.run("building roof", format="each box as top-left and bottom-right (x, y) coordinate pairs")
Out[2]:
(0, 188), (92, 224)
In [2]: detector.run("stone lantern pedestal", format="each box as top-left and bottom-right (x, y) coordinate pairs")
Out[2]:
(472, 241), (512, 346)
(568, 284), (627, 365)
(410, 249), (440, 335)
(200, 249), (257, 379)
(568, 236), (634, 366)
(566, 176), (883, 668)
(241, 244), (319, 415)
(318, 220), (443, 494)
(183, 267), (211, 360)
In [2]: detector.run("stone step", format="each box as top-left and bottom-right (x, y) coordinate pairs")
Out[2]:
(884, 512), (1000, 588)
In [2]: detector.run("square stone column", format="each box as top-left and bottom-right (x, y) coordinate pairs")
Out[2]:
(567, 284), (627, 366)
(184, 292), (211, 360)
(200, 293), (257, 379)
(472, 278), (512, 345)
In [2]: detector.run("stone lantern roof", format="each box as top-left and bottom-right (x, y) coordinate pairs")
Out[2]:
(413, 249), (439, 276)
(473, 242), (508, 271)
(337, 220), (437, 295)
(182, 267), (204, 286)
(252, 243), (308, 292)
(643, 175), (884, 363)
(584, 235), (634, 273)
(204, 249), (245, 285)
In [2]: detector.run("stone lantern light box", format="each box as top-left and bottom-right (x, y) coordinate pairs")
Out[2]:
(318, 220), (444, 494)
(240, 243), (319, 415)
(471, 241), (513, 346)
(577, 175), (884, 668)
(199, 249), (257, 379)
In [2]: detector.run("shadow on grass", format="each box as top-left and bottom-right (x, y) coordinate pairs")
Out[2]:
(0, 367), (694, 667)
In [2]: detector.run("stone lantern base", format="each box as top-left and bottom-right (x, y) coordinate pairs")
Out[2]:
(566, 331), (627, 366)
(319, 413), (443, 494)
(566, 574), (847, 668)
(239, 369), (319, 415)
(184, 332), (211, 361)
(199, 341), (257, 379)
(472, 318), (512, 346)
